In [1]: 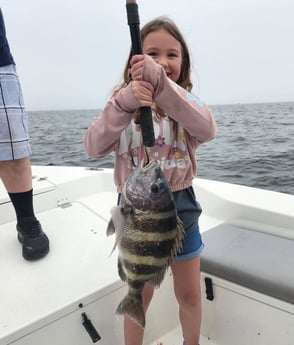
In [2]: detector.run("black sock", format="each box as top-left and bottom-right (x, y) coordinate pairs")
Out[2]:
(8, 189), (36, 223)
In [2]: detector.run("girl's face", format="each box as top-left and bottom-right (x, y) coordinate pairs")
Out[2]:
(143, 28), (182, 83)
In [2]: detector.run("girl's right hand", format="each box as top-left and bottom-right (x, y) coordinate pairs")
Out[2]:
(131, 80), (154, 107)
(129, 54), (145, 81)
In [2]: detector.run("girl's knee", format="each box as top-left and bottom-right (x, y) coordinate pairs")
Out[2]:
(175, 287), (201, 309)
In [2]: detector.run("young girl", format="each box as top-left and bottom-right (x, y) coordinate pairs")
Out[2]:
(84, 16), (217, 345)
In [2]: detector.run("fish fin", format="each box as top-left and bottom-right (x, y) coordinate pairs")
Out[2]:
(106, 207), (121, 233)
(116, 294), (145, 328)
(108, 242), (117, 257)
(109, 206), (129, 234)
(174, 217), (185, 255)
(118, 258), (127, 282)
(169, 217), (186, 261)
(107, 206), (128, 255)
(106, 218), (115, 236)
(108, 233), (124, 257)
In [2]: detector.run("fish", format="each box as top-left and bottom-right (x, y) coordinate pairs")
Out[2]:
(106, 160), (185, 328)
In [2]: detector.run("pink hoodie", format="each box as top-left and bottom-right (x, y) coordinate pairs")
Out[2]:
(84, 55), (217, 193)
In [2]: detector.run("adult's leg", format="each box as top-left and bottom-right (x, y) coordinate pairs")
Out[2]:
(0, 157), (36, 222)
(0, 64), (49, 260)
(0, 158), (50, 260)
(0, 157), (32, 193)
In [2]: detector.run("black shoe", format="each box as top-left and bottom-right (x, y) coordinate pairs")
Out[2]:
(17, 217), (49, 261)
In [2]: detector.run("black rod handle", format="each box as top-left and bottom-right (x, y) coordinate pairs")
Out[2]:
(126, 2), (155, 147)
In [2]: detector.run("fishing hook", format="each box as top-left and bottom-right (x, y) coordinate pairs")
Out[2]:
(130, 145), (150, 168)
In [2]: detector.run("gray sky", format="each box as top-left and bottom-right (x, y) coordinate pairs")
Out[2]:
(2, 0), (294, 110)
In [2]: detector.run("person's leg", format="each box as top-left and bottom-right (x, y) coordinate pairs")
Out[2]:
(0, 157), (32, 192)
(0, 157), (35, 222)
(0, 64), (49, 260)
(124, 283), (154, 345)
(171, 256), (202, 345)
(0, 158), (49, 260)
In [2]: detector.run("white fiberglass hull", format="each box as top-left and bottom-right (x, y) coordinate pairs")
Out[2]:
(0, 166), (293, 345)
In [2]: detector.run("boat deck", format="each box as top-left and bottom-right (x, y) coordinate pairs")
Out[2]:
(1, 165), (294, 345)
(147, 327), (216, 345)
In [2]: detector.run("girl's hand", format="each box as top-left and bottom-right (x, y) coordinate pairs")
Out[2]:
(130, 54), (163, 91)
(129, 54), (145, 81)
(131, 80), (154, 107)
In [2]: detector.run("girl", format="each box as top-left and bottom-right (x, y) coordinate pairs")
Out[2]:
(84, 16), (217, 345)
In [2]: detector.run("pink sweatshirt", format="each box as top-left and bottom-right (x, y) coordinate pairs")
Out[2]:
(84, 55), (217, 193)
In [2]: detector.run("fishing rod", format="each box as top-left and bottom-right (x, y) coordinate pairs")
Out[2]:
(126, 0), (155, 147)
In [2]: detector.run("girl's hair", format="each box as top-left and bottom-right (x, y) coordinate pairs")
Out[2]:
(114, 16), (193, 95)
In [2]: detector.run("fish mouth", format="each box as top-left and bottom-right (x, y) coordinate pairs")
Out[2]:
(142, 160), (163, 180)
(142, 160), (160, 172)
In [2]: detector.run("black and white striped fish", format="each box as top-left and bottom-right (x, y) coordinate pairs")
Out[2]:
(106, 160), (185, 328)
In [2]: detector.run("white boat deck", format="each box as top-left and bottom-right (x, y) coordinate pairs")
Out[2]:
(147, 327), (216, 345)
(0, 199), (121, 343)
(1, 165), (294, 345)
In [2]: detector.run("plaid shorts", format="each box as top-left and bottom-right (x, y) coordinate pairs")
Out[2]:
(0, 64), (31, 161)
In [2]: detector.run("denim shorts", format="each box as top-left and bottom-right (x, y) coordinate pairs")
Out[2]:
(0, 65), (31, 161)
(174, 224), (204, 262)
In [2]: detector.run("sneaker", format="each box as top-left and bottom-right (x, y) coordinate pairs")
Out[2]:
(17, 217), (49, 261)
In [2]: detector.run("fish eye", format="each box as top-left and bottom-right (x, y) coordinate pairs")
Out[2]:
(150, 183), (159, 194)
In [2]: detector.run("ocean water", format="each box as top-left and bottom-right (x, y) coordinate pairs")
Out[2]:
(29, 102), (294, 195)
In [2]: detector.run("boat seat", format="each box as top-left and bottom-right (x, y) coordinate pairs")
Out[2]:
(200, 223), (294, 304)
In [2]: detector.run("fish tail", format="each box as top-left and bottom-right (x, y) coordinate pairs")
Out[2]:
(116, 293), (145, 328)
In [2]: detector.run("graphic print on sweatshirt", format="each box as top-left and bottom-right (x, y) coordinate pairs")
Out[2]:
(118, 116), (189, 171)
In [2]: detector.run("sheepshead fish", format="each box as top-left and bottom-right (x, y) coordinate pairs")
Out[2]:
(106, 160), (185, 328)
